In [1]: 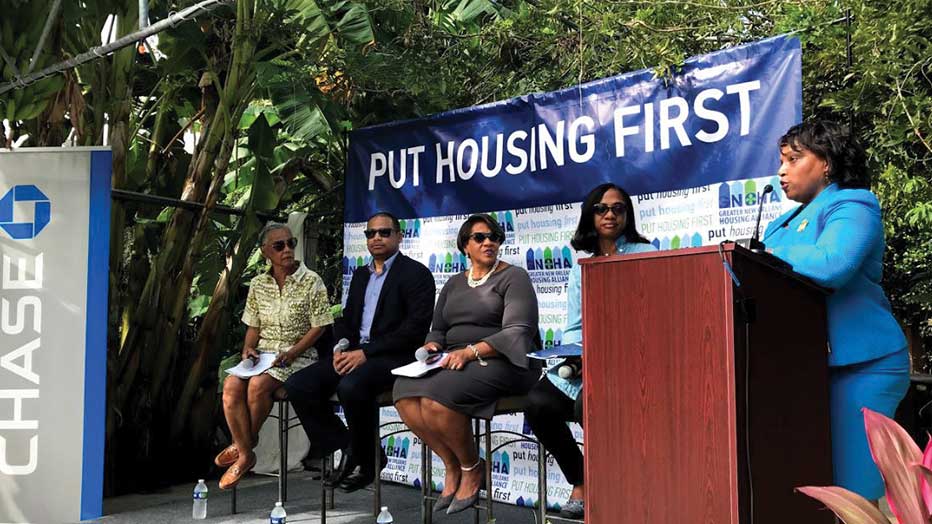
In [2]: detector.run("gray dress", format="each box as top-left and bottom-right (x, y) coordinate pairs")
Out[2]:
(393, 264), (543, 419)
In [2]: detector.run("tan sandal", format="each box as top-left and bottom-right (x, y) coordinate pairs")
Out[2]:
(219, 453), (256, 490)
(214, 444), (239, 467)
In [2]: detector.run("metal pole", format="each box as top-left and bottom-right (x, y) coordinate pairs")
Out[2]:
(0, 0), (232, 96)
(110, 188), (299, 222)
(538, 444), (547, 524)
(27, 0), (62, 75)
(139, 0), (150, 31)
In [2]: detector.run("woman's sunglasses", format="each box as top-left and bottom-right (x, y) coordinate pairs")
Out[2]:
(268, 237), (298, 252)
(364, 228), (396, 239)
(593, 203), (626, 216)
(469, 232), (504, 244)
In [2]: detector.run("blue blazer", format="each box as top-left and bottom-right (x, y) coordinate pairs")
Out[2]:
(763, 184), (906, 367)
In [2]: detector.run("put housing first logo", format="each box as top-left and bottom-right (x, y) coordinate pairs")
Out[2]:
(1, 184), (50, 475)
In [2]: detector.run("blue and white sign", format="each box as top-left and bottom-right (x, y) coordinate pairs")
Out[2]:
(347, 36), (802, 509)
(0, 148), (110, 523)
(346, 35), (801, 222)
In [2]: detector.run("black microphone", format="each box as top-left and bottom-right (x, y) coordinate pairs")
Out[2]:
(749, 184), (774, 252)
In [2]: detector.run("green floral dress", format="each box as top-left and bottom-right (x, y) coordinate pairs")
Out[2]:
(241, 264), (334, 382)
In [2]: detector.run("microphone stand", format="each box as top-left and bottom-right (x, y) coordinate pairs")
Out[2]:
(749, 184), (774, 253)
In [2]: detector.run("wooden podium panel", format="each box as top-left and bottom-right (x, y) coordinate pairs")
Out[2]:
(581, 245), (832, 524)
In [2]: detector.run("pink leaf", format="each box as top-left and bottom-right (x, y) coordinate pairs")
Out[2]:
(797, 485), (890, 524)
(916, 461), (932, 517)
(863, 408), (925, 524)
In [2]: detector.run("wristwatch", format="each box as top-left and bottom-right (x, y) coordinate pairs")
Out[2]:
(466, 344), (488, 367)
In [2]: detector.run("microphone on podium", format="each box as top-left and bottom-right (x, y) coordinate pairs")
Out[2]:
(749, 184), (774, 252)
(332, 338), (350, 355)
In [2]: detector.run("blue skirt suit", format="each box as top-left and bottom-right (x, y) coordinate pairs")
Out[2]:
(763, 183), (909, 499)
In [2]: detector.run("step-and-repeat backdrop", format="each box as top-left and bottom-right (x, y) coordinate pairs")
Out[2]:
(343, 35), (802, 509)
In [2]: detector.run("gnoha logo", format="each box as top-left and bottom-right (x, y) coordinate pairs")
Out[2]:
(718, 178), (782, 209)
(0, 185), (51, 240)
(428, 252), (468, 274)
(525, 246), (573, 271)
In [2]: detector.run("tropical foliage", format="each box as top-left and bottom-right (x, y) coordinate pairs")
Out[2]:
(1, 0), (929, 492)
(798, 408), (930, 524)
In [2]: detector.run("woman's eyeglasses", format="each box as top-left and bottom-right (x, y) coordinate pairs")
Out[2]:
(364, 228), (396, 239)
(593, 203), (626, 216)
(469, 232), (504, 244)
(268, 237), (298, 252)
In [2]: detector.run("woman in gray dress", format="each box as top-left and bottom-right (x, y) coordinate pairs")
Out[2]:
(394, 214), (542, 515)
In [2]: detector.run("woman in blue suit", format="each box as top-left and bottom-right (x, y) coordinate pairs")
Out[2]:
(763, 121), (909, 501)
(524, 183), (656, 519)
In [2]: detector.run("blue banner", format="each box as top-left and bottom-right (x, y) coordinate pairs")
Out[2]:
(345, 35), (801, 222)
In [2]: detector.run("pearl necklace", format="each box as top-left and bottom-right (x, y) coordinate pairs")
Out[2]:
(467, 259), (501, 288)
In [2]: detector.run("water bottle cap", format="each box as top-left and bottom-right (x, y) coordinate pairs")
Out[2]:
(381, 506), (388, 511)
(197, 479), (204, 483)
(275, 501), (283, 506)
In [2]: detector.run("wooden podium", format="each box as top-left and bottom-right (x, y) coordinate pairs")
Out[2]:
(581, 244), (833, 524)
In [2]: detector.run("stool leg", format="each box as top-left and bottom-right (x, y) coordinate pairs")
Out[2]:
(279, 401), (287, 503)
(321, 454), (329, 524)
(485, 419), (493, 524)
(421, 440), (430, 524)
(374, 409), (381, 517)
(473, 418), (480, 524)
(328, 452), (335, 509)
(231, 485), (237, 515)
(422, 443), (434, 524)
(538, 441), (547, 524)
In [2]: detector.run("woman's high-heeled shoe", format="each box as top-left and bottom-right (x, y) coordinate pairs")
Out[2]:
(446, 459), (486, 515)
(433, 493), (455, 512)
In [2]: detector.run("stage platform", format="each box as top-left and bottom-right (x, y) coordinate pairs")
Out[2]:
(82, 470), (540, 524)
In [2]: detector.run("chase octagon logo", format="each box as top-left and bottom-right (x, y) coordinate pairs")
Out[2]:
(0, 185), (51, 240)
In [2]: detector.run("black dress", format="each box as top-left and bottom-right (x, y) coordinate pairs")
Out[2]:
(392, 264), (542, 419)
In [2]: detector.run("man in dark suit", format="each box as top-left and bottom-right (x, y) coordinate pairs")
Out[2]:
(284, 211), (435, 492)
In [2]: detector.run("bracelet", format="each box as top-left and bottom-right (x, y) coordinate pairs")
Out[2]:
(467, 344), (488, 367)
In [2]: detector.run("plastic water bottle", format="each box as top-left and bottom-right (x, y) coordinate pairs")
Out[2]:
(192, 479), (207, 519)
(376, 506), (393, 523)
(270, 501), (287, 524)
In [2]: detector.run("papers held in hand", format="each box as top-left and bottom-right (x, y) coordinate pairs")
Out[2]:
(528, 343), (582, 360)
(225, 353), (277, 378)
(392, 352), (448, 378)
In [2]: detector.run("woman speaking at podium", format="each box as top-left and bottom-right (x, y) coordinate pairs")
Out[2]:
(763, 121), (909, 501)
(524, 183), (656, 519)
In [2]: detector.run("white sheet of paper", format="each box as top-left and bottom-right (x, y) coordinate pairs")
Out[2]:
(391, 353), (448, 378)
(224, 353), (277, 378)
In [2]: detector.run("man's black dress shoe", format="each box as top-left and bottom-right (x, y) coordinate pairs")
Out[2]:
(338, 470), (374, 492)
(323, 450), (356, 487)
(338, 449), (388, 492)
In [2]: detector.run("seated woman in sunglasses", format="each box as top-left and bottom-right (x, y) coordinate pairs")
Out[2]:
(524, 183), (655, 519)
(394, 213), (542, 515)
(215, 222), (333, 489)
